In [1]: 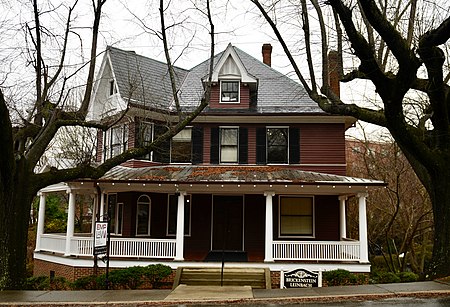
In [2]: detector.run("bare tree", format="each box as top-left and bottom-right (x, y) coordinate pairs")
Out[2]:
(346, 134), (433, 275)
(0, 0), (215, 289)
(251, 0), (450, 277)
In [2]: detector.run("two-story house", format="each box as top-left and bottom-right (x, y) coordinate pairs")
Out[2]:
(33, 44), (384, 288)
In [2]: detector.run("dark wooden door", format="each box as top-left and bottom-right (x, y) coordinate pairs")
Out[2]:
(212, 196), (243, 251)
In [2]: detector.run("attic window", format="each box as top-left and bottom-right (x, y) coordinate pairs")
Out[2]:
(109, 80), (116, 95)
(220, 81), (239, 103)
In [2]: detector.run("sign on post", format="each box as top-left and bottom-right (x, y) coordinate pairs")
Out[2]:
(283, 268), (319, 288)
(94, 221), (108, 255)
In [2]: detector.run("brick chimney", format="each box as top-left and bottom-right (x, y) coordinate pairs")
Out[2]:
(328, 50), (340, 97)
(262, 43), (272, 67)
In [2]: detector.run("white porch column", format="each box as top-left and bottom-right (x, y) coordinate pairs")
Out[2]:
(99, 193), (105, 221)
(264, 191), (275, 262)
(339, 196), (347, 239)
(358, 192), (369, 263)
(64, 190), (76, 256)
(91, 194), (98, 234)
(35, 192), (46, 252)
(174, 191), (186, 261)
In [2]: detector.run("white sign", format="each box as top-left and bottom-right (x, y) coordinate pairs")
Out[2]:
(94, 222), (108, 255)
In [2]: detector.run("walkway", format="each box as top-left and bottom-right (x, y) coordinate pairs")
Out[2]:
(0, 281), (449, 306)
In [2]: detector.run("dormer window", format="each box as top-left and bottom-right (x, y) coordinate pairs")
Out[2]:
(220, 81), (240, 103)
(109, 79), (116, 96)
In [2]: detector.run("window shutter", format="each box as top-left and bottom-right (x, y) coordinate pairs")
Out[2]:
(239, 127), (248, 164)
(192, 126), (203, 164)
(289, 127), (300, 164)
(153, 124), (170, 163)
(210, 127), (219, 164)
(256, 127), (266, 164)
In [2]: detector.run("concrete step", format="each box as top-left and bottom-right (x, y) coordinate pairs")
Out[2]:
(173, 267), (271, 289)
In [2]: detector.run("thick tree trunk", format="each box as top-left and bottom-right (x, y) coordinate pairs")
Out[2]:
(428, 171), (450, 278)
(0, 160), (35, 289)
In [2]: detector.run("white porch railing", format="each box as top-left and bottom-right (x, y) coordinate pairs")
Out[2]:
(273, 241), (360, 261)
(39, 234), (176, 259)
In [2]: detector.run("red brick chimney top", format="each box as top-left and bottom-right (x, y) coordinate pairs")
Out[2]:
(328, 50), (340, 98)
(262, 43), (272, 67)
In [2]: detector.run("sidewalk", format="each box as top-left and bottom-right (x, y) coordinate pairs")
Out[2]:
(1, 281), (449, 306)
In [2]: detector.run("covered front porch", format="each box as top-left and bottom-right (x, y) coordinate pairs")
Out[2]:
(34, 165), (383, 271)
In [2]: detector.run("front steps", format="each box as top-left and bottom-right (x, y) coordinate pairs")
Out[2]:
(173, 267), (271, 289)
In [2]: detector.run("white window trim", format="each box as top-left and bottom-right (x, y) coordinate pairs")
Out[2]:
(140, 121), (154, 161)
(220, 80), (240, 104)
(219, 126), (239, 164)
(278, 195), (315, 239)
(113, 202), (124, 236)
(136, 195), (151, 236)
(166, 194), (192, 237)
(170, 126), (192, 164)
(266, 126), (289, 165)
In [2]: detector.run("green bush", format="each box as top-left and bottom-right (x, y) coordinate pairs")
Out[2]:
(370, 271), (401, 284)
(144, 264), (172, 288)
(71, 275), (100, 290)
(397, 272), (419, 282)
(24, 276), (70, 290)
(71, 264), (173, 290)
(323, 269), (360, 286)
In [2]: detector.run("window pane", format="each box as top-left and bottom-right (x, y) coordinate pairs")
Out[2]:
(137, 196), (151, 236)
(267, 128), (288, 164)
(280, 197), (313, 236)
(172, 128), (192, 163)
(220, 128), (238, 163)
(221, 81), (239, 102)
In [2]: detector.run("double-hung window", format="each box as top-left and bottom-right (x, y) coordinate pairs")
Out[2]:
(220, 81), (239, 103)
(220, 127), (238, 163)
(167, 194), (191, 236)
(139, 122), (153, 160)
(279, 196), (314, 237)
(171, 128), (192, 163)
(107, 194), (123, 235)
(103, 124), (128, 161)
(267, 127), (288, 164)
(136, 195), (151, 236)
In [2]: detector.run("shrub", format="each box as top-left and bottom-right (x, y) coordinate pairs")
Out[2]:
(370, 271), (401, 284)
(71, 275), (100, 290)
(24, 276), (70, 290)
(323, 269), (359, 286)
(397, 272), (419, 282)
(143, 264), (172, 288)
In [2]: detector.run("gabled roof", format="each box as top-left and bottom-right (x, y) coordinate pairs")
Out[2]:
(107, 46), (189, 110)
(107, 45), (324, 114)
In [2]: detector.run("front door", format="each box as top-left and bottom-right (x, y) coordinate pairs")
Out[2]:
(212, 195), (243, 251)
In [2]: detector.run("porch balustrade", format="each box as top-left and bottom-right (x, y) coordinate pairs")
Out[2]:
(272, 241), (360, 261)
(39, 234), (176, 258)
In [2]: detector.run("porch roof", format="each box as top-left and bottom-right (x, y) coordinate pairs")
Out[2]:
(92, 165), (385, 187)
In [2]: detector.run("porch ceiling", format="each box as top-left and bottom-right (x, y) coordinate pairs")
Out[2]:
(74, 165), (385, 195)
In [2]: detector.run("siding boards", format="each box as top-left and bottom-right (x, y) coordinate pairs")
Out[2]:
(300, 124), (345, 165)
(244, 195), (265, 261)
(315, 195), (340, 241)
(209, 83), (250, 109)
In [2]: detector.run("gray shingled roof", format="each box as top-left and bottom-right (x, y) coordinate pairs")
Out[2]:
(108, 46), (189, 110)
(98, 165), (384, 185)
(108, 45), (325, 114)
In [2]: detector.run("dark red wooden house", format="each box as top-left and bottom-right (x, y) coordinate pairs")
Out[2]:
(33, 44), (384, 287)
